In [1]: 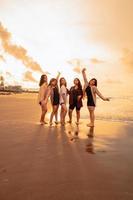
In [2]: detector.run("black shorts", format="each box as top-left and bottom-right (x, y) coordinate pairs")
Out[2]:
(69, 104), (81, 111)
(87, 101), (95, 107)
(53, 102), (59, 106)
(52, 98), (59, 106)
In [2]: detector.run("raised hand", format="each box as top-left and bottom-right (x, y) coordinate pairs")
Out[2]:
(56, 71), (61, 81)
(82, 68), (88, 85)
(58, 71), (61, 75)
(105, 97), (110, 101)
(82, 68), (86, 73)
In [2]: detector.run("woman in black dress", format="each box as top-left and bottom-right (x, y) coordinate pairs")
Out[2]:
(82, 68), (110, 127)
(47, 72), (60, 126)
(68, 78), (83, 125)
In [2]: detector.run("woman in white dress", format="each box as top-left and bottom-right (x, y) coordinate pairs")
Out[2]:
(59, 77), (68, 126)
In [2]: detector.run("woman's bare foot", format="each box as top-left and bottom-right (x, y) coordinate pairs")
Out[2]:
(49, 122), (53, 126)
(61, 122), (65, 126)
(40, 121), (44, 125)
(55, 121), (59, 125)
(40, 120), (48, 125)
(75, 121), (79, 125)
(67, 120), (72, 124)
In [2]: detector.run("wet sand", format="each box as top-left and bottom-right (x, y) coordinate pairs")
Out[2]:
(0, 94), (133, 200)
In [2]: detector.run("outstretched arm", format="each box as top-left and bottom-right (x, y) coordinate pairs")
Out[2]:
(83, 84), (87, 99)
(95, 87), (110, 101)
(82, 68), (88, 87)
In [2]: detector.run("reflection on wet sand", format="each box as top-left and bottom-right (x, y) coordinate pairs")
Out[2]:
(37, 119), (128, 155)
(68, 126), (80, 141)
(66, 124), (113, 154)
(86, 127), (95, 154)
(67, 125), (95, 154)
(1, 94), (133, 200)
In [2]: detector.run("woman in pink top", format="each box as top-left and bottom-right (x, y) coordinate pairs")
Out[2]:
(38, 74), (48, 125)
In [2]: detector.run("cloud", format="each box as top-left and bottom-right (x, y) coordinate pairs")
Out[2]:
(89, 58), (105, 64)
(0, 54), (6, 62)
(44, 71), (51, 75)
(105, 79), (122, 84)
(121, 48), (133, 72)
(23, 71), (37, 82)
(0, 23), (11, 41)
(73, 66), (81, 74)
(67, 57), (105, 74)
(67, 58), (84, 74)
(0, 23), (43, 73)
(5, 71), (12, 76)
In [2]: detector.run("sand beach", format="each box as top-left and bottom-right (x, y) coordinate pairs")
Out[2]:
(0, 93), (133, 200)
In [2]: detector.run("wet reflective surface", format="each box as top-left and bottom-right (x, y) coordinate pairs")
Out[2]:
(0, 95), (133, 200)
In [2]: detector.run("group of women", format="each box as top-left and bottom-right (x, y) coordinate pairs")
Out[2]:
(38, 68), (110, 127)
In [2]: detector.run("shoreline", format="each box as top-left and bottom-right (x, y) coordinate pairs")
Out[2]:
(0, 93), (133, 124)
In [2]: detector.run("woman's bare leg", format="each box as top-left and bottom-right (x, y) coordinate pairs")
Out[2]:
(76, 110), (80, 124)
(68, 109), (73, 123)
(40, 104), (47, 124)
(50, 105), (58, 125)
(61, 104), (67, 125)
(87, 106), (95, 127)
(60, 105), (64, 124)
(55, 105), (59, 123)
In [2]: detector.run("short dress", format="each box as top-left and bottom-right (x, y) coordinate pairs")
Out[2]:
(69, 86), (83, 111)
(85, 85), (95, 107)
(52, 87), (60, 105)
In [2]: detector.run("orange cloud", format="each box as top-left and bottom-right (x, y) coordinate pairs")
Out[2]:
(0, 54), (6, 62)
(23, 71), (37, 82)
(105, 79), (122, 84)
(68, 57), (105, 74)
(73, 66), (81, 74)
(121, 48), (133, 72)
(0, 23), (43, 73)
(67, 58), (83, 74)
(90, 58), (105, 64)
(0, 23), (11, 41)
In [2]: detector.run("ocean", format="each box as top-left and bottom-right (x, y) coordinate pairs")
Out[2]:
(81, 95), (133, 123)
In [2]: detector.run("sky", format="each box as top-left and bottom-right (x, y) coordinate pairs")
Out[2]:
(0, 0), (133, 94)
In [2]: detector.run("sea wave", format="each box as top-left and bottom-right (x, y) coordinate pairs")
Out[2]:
(81, 114), (133, 123)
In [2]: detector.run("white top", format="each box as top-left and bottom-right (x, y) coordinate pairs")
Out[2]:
(38, 82), (48, 103)
(60, 85), (67, 104)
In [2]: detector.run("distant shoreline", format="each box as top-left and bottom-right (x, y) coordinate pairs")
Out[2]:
(0, 90), (38, 95)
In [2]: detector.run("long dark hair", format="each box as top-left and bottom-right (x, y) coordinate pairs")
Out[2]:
(48, 78), (57, 87)
(60, 77), (67, 88)
(89, 78), (97, 87)
(39, 74), (47, 87)
(74, 78), (82, 90)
